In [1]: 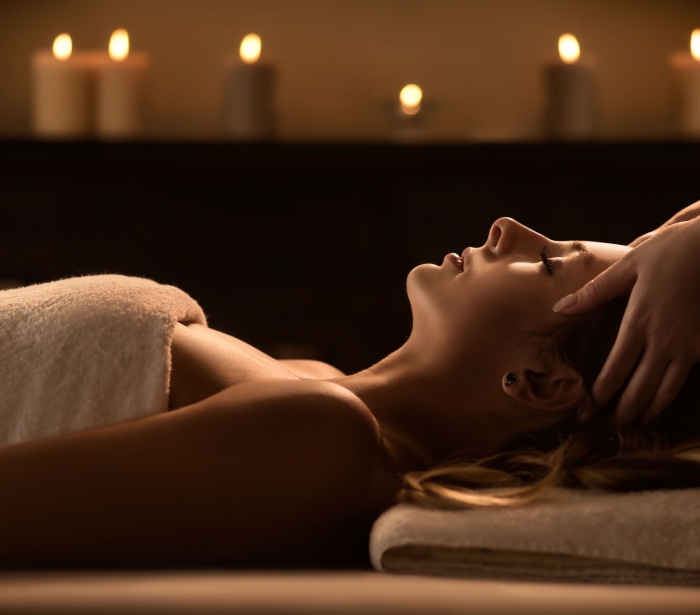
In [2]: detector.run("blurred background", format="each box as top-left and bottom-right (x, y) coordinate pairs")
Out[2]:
(0, 1), (699, 373)
(2, 0), (700, 140)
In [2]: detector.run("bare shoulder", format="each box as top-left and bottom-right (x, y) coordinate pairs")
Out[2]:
(190, 378), (401, 513)
(276, 359), (346, 379)
(0, 377), (400, 566)
(198, 378), (379, 447)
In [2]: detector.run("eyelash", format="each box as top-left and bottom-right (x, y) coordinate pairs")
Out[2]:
(540, 246), (554, 275)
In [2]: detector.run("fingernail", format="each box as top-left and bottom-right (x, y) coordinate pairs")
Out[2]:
(579, 410), (591, 424)
(553, 293), (578, 313)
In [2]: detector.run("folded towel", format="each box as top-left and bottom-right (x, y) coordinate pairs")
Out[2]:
(370, 487), (700, 585)
(0, 274), (206, 447)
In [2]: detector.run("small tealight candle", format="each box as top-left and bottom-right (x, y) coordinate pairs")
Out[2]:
(543, 33), (598, 140)
(31, 33), (94, 137)
(394, 83), (429, 142)
(96, 29), (150, 138)
(669, 29), (700, 138)
(399, 84), (422, 116)
(223, 34), (277, 140)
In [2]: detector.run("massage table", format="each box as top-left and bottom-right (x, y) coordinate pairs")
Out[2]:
(1, 570), (700, 614)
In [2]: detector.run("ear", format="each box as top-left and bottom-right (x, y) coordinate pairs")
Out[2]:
(502, 363), (583, 414)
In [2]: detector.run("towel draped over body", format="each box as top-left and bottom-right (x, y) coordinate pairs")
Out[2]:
(0, 274), (206, 447)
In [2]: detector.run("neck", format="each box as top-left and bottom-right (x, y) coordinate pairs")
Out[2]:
(328, 338), (492, 474)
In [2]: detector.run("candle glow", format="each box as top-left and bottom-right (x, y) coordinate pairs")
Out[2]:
(400, 84), (422, 115)
(109, 29), (129, 61)
(558, 34), (580, 64)
(240, 34), (261, 64)
(691, 29), (700, 61)
(52, 34), (72, 61)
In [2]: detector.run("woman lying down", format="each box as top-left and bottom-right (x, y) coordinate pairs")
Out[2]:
(2, 203), (700, 569)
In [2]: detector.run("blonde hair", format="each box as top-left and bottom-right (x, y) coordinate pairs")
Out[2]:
(399, 296), (700, 509)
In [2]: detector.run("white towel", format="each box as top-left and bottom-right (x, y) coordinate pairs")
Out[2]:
(0, 274), (206, 446)
(370, 487), (700, 585)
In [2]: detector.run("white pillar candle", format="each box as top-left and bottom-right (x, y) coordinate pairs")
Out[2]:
(31, 34), (95, 138)
(543, 34), (598, 140)
(669, 29), (700, 138)
(223, 34), (276, 140)
(96, 29), (150, 139)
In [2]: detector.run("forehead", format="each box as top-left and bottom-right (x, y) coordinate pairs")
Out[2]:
(551, 240), (628, 296)
(581, 241), (630, 266)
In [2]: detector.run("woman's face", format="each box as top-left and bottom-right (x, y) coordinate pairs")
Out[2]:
(407, 217), (630, 371)
(394, 217), (631, 462)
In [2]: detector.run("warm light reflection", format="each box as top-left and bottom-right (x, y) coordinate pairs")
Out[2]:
(399, 84), (422, 115)
(558, 33), (580, 64)
(52, 34), (72, 61)
(109, 29), (129, 61)
(240, 34), (261, 64)
(691, 29), (700, 61)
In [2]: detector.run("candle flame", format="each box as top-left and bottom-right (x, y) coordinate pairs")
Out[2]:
(109, 29), (129, 61)
(240, 34), (261, 64)
(52, 33), (72, 61)
(558, 33), (580, 64)
(400, 84), (422, 115)
(692, 29), (700, 61)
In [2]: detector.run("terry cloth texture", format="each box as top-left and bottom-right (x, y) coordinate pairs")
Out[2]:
(369, 487), (700, 585)
(0, 274), (206, 446)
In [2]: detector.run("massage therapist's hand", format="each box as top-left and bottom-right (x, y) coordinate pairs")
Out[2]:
(552, 215), (700, 427)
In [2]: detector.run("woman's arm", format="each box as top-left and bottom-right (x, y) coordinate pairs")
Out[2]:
(0, 379), (391, 568)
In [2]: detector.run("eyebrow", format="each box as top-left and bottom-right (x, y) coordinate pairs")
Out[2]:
(571, 240), (593, 266)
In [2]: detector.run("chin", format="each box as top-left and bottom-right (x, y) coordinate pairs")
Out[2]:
(406, 263), (439, 293)
(406, 263), (446, 322)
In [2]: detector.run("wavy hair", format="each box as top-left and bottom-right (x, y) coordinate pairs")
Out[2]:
(399, 295), (700, 509)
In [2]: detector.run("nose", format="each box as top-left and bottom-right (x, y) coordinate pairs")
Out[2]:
(485, 217), (549, 258)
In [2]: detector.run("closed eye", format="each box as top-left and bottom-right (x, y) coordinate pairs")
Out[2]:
(540, 246), (554, 275)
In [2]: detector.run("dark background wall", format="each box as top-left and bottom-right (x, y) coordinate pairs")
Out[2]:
(0, 141), (697, 374)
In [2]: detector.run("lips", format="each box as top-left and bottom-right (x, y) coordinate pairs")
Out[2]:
(446, 253), (462, 270)
(458, 247), (471, 270)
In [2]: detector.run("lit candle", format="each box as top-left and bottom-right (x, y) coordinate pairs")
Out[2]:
(669, 29), (700, 138)
(543, 34), (598, 140)
(223, 34), (277, 139)
(31, 34), (94, 138)
(399, 84), (422, 116)
(96, 29), (150, 138)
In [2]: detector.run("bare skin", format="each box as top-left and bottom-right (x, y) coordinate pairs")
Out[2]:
(0, 216), (630, 567)
(168, 218), (630, 476)
(168, 323), (405, 508)
(0, 331), (401, 567)
(553, 201), (700, 426)
(168, 323), (346, 411)
(330, 218), (629, 471)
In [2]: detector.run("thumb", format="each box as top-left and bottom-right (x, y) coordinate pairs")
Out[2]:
(552, 256), (637, 315)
